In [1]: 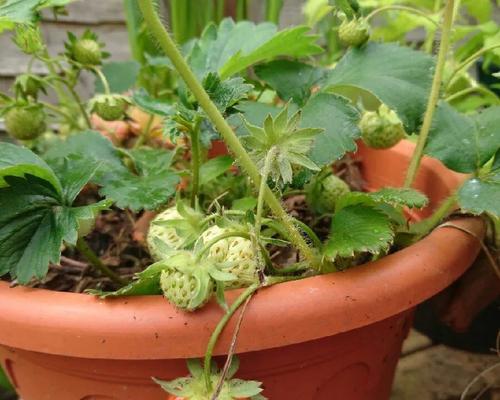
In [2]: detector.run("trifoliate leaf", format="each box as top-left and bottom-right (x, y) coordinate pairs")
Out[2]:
(0, 153), (102, 283)
(301, 93), (361, 166)
(99, 147), (179, 212)
(325, 204), (394, 258)
(254, 60), (325, 106)
(457, 151), (500, 216)
(425, 102), (500, 173)
(323, 42), (434, 133)
(203, 72), (253, 112)
(188, 18), (322, 80)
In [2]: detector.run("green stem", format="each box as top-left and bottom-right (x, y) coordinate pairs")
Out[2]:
(138, 0), (320, 270)
(424, 0), (443, 53)
(255, 147), (277, 238)
(445, 85), (499, 103)
(236, 0), (247, 21)
(265, 0), (283, 24)
(444, 44), (500, 92)
(76, 238), (127, 285)
(190, 118), (202, 208)
(39, 50), (69, 103)
(203, 283), (259, 392)
(92, 67), (111, 94)
(366, 5), (439, 27)
(413, 192), (458, 240)
(196, 231), (251, 261)
(40, 101), (73, 121)
(403, 0), (455, 188)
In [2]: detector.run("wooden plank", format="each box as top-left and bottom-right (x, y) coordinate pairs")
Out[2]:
(41, 0), (126, 24)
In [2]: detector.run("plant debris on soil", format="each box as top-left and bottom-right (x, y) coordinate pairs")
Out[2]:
(1, 155), (365, 294)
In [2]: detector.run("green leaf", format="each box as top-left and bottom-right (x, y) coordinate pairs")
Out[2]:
(425, 103), (500, 173)
(0, 0), (76, 31)
(255, 60), (325, 106)
(301, 93), (361, 166)
(0, 142), (62, 195)
(99, 147), (179, 211)
(370, 188), (429, 209)
(199, 155), (234, 185)
(132, 88), (173, 117)
(188, 18), (322, 80)
(457, 152), (500, 216)
(336, 188), (428, 210)
(232, 196), (257, 211)
(203, 72), (253, 112)
(88, 262), (165, 298)
(325, 204), (394, 258)
(0, 174), (98, 283)
(323, 42), (434, 133)
(43, 130), (126, 183)
(53, 155), (100, 204)
(95, 61), (141, 94)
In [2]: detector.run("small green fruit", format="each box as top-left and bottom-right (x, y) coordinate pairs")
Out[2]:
(73, 38), (102, 65)
(160, 268), (213, 311)
(338, 17), (370, 47)
(199, 225), (259, 288)
(147, 207), (184, 261)
(89, 94), (129, 121)
(306, 173), (350, 214)
(14, 74), (44, 99)
(5, 104), (46, 140)
(359, 104), (406, 149)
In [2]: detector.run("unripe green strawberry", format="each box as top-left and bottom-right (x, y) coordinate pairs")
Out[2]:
(306, 173), (350, 214)
(13, 25), (44, 55)
(225, 237), (258, 289)
(5, 103), (46, 140)
(338, 17), (370, 47)
(89, 94), (129, 121)
(200, 225), (230, 262)
(160, 268), (214, 311)
(73, 38), (102, 65)
(147, 207), (184, 261)
(359, 104), (406, 149)
(199, 226), (259, 288)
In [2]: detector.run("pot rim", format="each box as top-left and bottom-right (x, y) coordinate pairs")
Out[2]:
(0, 141), (484, 360)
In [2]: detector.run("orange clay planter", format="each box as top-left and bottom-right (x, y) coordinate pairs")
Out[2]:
(0, 140), (483, 400)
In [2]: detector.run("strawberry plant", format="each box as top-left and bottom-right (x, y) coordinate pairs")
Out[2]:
(0, 0), (499, 398)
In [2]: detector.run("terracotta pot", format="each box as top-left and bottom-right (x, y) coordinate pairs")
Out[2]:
(0, 140), (484, 400)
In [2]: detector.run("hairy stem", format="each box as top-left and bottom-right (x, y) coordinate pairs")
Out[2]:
(138, 0), (320, 270)
(366, 5), (439, 27)
(204, 283), (259, 392)
(92, 66), (111, 94)
(413, 192), (458, 240)
(39, 50), (69, 103)
(403, 0), (455, 188)
(40, 101), (73, 122)
(255, 147), (277, 238)
(190, 118), (202, 208)
(76, 238), (127, 285)
(445, 85), (499, 103)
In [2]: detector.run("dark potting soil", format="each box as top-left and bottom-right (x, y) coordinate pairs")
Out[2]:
(1, 156), (365, 293)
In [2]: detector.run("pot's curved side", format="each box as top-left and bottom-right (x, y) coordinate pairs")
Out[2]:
(0, 141), (484, 360)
